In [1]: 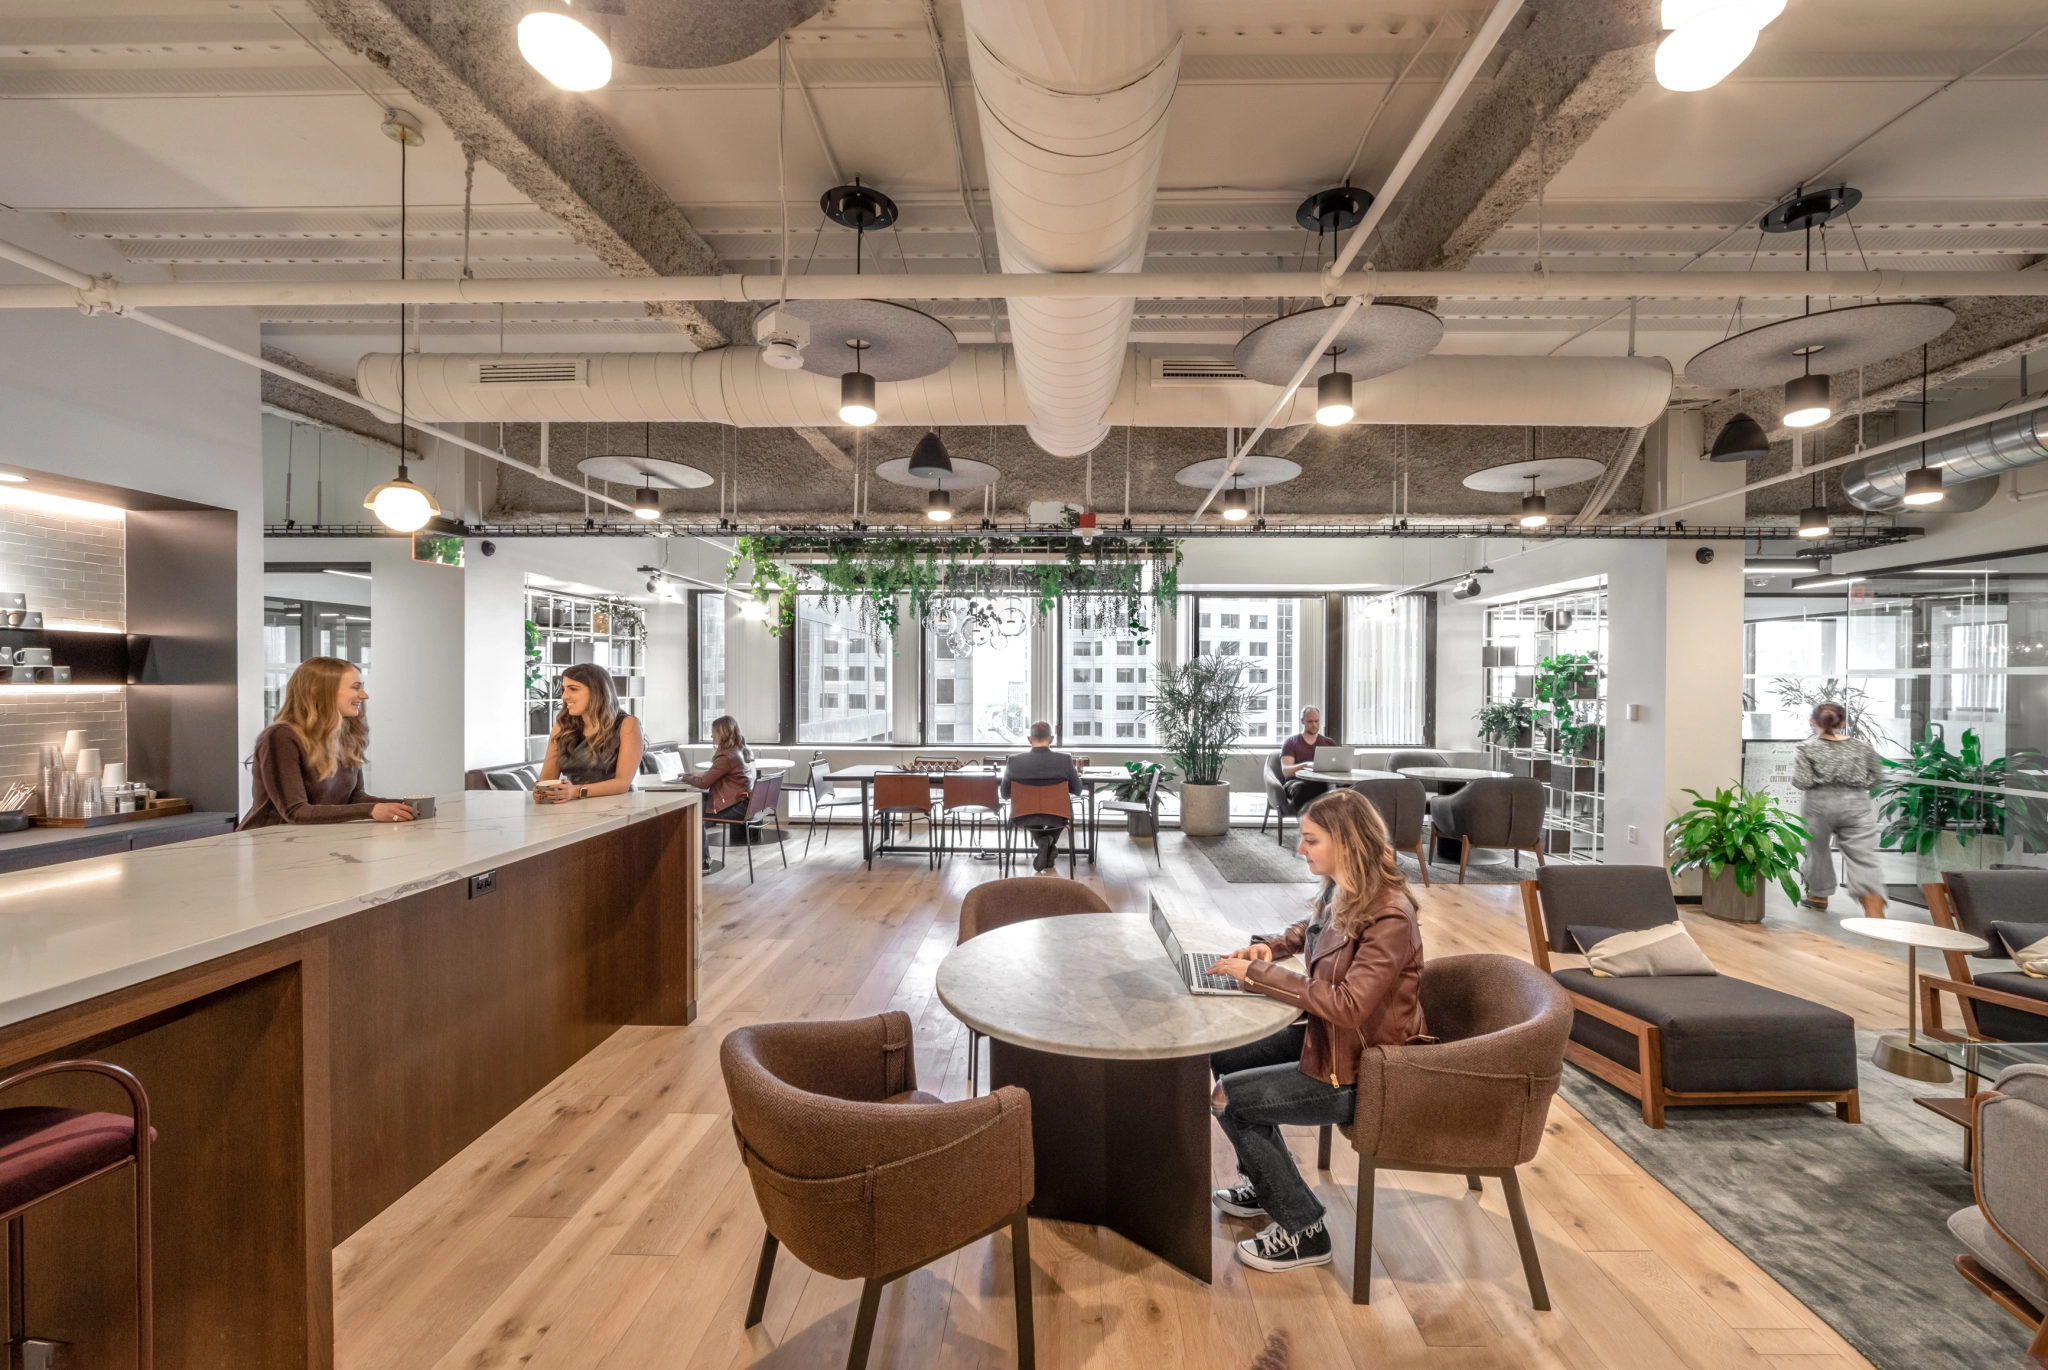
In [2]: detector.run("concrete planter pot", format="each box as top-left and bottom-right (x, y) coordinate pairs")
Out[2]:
(1915, 830), (2008, 885)
(1178, 783), (1231, 837)
(1701, 867), (1766, 923)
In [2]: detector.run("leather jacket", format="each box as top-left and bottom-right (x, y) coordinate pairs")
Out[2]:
(1242, 883), (1427, 1087)
(690, 747), (756, 814)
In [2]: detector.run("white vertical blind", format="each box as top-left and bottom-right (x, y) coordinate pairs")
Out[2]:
(1344, 594), (1428, 745)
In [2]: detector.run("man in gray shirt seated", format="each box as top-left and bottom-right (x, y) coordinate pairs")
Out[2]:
(1001, 721), (1081, 873)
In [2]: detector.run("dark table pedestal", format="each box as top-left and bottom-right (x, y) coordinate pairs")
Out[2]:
(988, 1040), (1213, 1282)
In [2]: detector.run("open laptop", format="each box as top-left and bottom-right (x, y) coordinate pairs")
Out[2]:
(1312, 744), (1355, 773)
(1150, 902), (1258, 996)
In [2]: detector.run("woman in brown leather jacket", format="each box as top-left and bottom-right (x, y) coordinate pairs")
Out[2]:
(1205, 786), (1427, 1272)
(687, 715), (757, 872)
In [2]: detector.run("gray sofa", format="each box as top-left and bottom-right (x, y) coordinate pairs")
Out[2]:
(1521, 865), (1859, 1128)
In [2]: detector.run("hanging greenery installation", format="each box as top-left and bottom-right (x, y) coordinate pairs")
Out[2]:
(727, 534), (1182, 645)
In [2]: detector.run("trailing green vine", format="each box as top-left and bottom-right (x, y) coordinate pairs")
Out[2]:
(726, 534), (1182, 642)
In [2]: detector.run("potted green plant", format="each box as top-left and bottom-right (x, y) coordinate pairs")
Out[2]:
(1877, 727), (2048, 880)
(1535, 652), (1600, 708)
(1475, 700), (1534, 749)
(1148, 655), (1265, 837)
(1110, 760), (1174, 837)
(1665, 785), (1810, 923)
(1556, 715), (1604, 761)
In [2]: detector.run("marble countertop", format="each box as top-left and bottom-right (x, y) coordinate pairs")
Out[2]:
(936, 910), (1297, 1061)
(0, 789), (699, 1030)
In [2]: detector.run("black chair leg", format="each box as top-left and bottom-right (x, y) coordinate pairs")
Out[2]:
(845, 1277), (884, 1370)
(1011, 1207), (1036, 1369)
(745, 1231), (778, 1328)
(805, 808), (820, 858)
(774, 811), (788, 870)
(1317, 1125), (1332, 1170)
(744, 821), (756, 884)
(1500, 1170), (1550, 1311)
(1260, 804), (1270, 835)
(1352, 1162), (1376, 1304)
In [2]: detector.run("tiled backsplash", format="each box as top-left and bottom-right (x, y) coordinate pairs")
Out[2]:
(0, 498), (124, 630)
(0, 497), (126, 792)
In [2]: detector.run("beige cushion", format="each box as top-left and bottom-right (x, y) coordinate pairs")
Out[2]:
(2013, 934), (2048, 978)
(1583, 923), (1718, 978)
(1950, 1204), (2048, 1314)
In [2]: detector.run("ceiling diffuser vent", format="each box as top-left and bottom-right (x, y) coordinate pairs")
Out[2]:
(471, 359), (587, 388)
(1153, 356), (1250, 383)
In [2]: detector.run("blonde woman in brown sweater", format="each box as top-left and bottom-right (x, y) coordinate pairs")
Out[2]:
(241, 657), (414, 829)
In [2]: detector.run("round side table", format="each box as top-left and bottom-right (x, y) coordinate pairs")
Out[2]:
(1839, 916), (1988, 1083)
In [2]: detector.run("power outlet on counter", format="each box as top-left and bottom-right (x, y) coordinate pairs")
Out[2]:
(469, 870), (497, 899)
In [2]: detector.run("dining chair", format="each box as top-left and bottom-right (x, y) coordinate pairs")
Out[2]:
(1096, 768), (1164, 867)
(956, 877), (1111, 1094)
(869, 773), (938, 871)
(1004, 782), (1074, 878)
(940, 774), (1003, 863)
(803, 760), (865, 857)
(708, 774), (786, 884)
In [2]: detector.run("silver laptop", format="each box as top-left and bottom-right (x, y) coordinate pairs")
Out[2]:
(1150, 903), (1257, 997)
(1312, 744), (1354, 773)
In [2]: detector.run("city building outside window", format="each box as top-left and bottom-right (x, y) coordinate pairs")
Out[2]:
(1063, 596), (1158, 745)
(695, 591), (725, 741)
(796, 597), (891, 742)
(924, 597), (1033, 746)
(1182, 596), (1299, 742)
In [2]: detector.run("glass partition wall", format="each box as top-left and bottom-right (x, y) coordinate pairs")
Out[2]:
(1745, 555), (2048, 894)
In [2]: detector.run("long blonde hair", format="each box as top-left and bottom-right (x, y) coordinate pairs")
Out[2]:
(275, 656), (368, 781)
(1301, 788), (1412, 938)
(554, 663), (623, 763)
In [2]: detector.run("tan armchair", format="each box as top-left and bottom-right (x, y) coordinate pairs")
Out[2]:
(1318, 953), (1572, 1308)
(1950, 1063), (2048, 1366)
(958, 877), (1111, 1095)
(721, 1012), (1036, 1370)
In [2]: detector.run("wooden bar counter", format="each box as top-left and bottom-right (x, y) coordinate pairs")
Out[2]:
(0, 789), (701, 1370)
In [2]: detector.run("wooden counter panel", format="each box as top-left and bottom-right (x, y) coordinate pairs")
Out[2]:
(325, 806), (694, 1240)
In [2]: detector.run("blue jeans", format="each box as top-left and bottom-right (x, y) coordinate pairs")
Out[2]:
(1211, 1024), (1356, 1235)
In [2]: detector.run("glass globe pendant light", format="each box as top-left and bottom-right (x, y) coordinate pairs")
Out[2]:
(366, 125), (441, 534)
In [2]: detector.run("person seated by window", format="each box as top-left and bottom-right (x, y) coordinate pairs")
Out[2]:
(1204, 788), (1427, 1273)
(534, 663), (645, 804)
(1279, 704), (1337, 804)
(1000, 721), (1080, 874)
(241, 656), (416, 829)
(684, 714), (757, 872)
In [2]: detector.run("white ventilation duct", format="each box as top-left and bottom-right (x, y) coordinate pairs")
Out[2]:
(358, 347), (1673, 428)
(962, 0), (1180, 457)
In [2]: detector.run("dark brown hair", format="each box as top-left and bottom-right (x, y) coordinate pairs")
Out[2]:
(554, 663), (623, 761)
(1811, 702), (1847, 733)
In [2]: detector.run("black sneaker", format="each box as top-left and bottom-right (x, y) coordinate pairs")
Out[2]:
(1235, 1219), (1332, 1272)
(1212, 1182), (1264, 1218)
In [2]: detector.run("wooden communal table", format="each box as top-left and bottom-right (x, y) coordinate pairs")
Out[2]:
(0, 790), (700, 1370)
(935, 901), (1295, 1282)
(828, 764), (1130, 867)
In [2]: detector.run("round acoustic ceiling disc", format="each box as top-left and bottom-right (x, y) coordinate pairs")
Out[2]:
(1232, 303), (1443, 386)
(1683, 302), (1955, 389)
(1462, 458), (1605, 493)
(576, 455), (713, 490)
(873, 456), (1001, 492)
(772, 299), (958, 382)
(1173, 456), (1302, 489)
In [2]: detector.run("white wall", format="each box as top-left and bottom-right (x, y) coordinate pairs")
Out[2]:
(0, 209), (264, 806)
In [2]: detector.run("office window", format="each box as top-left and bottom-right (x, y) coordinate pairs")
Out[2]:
(797, 596), (892, 742)
(1250, 666), (1269, 683)
(1219, 640), (1240, 656)
(695, 591), (725, 742)
(1064, 594), (1161, 746)
(1250, 642), (1268, 657)
(1199, 612), (1211, 628)
(1184, 596), (1301, 742)
(925, 597), (1034, 745)
(1250, 614), (1268, 630)
(1344, 594), (1430, 745)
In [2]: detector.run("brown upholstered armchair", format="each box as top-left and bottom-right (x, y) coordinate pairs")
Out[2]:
(721, 1012), (1036, 1370)
(1920, 870), (2048, 1044)
(1317, 953), (1572, 1308)
(958, 877), (1111, 1094)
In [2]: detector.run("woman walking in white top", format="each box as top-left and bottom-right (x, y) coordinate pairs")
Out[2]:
(1792, 702), (1887, 918)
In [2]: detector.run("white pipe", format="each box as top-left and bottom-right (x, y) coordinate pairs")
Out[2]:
(360, 347), (1672, 429)
(962, 0), (1181, 456)
(5, 267), (2023, 311)
(1326, 0), (1526, 284)
(1624, 390), (2048, 525)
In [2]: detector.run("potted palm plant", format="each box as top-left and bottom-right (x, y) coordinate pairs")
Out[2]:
(1148, 655), (1265, 837)
(1665, 785), (1809, 923)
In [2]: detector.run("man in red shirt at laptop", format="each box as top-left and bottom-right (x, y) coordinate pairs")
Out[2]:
(1279, 705), (1336, 807)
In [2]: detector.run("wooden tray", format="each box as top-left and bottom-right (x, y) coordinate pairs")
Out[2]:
(33, 798), (192, 829)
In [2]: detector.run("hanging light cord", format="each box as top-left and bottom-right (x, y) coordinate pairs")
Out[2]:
(397, 132), (408, 475)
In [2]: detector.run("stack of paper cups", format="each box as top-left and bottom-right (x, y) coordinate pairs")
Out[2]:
(102, 762), (127, 787)
(75, 747), (102, 776)
(61, 730), (87, 772)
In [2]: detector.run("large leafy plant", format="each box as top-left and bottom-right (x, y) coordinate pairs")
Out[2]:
(1666, 785), (1810, 902)
(1149, 655), (1266, 788)
(1110, 759), (1175, 803)
(1771, 676), (1886, 747)
(1877, 727), (2048, 856)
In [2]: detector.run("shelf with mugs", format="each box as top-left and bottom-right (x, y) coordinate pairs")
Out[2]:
(0, 626), (140, 689)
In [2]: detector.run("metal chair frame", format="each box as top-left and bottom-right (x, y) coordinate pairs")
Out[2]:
(1004, 782), (1076, 878)
(867, 774), (939, 871)
(709, 774), (787, 884)
(802, 760), (866, 857)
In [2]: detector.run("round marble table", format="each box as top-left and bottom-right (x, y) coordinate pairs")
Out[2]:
(1840, 917), (1988, 1083)
(1297, 768), (1403, 785)
(1398, 765), (1512, 783)
(938, 912), (1295, 1281)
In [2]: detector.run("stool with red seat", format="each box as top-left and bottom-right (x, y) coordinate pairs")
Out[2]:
(0, 1060), (153, 1368)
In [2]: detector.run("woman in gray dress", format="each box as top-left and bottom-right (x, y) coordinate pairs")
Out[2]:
(1793, 702), (1887, 917)
(534, 663), (644, 803)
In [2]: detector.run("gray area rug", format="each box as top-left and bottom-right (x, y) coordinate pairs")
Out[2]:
(1558, 1032), (2029, 1370)
(1188, 828), (1529, 885)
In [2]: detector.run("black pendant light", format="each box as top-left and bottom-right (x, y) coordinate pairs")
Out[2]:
(1797, 472), (1830, 538)
(925, 485), (953, 522)
(1519, 474), (1548, 528)
(1221, 481), (1249, 522)
(631, 423), (660, 519)
(1315, 348), (1354, 426)
(1902, 343), (1945, 506)
(1709, 412), (1770, 461)
(907, 429), (954, 479)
